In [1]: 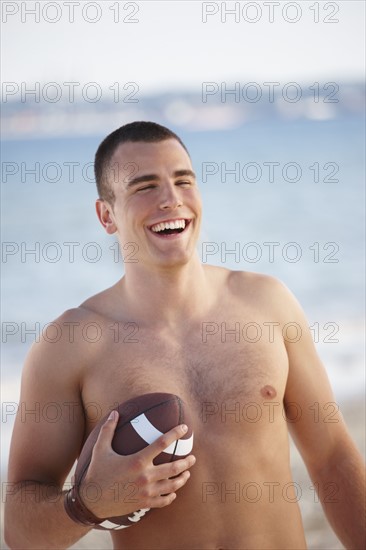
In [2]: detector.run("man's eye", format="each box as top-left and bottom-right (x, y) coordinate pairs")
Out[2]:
(176, 180), (191, 186)
(137, 185), (155, 192)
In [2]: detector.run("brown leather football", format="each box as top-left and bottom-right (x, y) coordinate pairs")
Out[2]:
(74, 392), (194, 530)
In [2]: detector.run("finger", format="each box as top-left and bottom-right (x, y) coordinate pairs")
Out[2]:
(147, 492), (177, 509)
(141, 424), (189, 461)
(94, 410), (119, 452)
(154, 469), (191, 496)
(151, 454), (196, 482)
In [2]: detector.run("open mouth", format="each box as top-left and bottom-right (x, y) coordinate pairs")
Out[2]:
(148, 218), (191, 237)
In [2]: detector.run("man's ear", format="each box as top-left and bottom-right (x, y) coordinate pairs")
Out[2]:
(96, 199), (117, 234)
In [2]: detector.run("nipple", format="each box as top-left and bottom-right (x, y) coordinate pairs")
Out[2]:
(260, 385), (277, 399)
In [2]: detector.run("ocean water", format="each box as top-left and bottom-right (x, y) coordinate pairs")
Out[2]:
(1, 117), (365, 471)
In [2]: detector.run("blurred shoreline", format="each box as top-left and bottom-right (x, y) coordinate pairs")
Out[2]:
(2, 82), (365, 140)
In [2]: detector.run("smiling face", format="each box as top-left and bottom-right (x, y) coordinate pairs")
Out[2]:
(96, 139), (202, 270)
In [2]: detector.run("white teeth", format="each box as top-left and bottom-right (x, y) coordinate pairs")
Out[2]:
(151, 219), (186, 233)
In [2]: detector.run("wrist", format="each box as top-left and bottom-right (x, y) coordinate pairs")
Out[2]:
(64, 485), (103, 527)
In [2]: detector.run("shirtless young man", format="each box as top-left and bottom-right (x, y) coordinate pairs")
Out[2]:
(5, 122), (365, 549)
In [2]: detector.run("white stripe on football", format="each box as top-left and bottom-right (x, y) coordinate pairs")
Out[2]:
(132, 413), (194, 455)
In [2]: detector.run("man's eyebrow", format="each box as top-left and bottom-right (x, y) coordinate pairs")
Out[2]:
(173, 169), (196, 179)
(126, 169), (196, 188)
(126, 174), (158, 188)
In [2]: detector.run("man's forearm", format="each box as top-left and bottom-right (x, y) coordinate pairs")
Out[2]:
(4, 481), (93, 549)
(311, 446), (366, 549)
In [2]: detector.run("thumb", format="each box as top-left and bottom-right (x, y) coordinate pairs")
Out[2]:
(95, 409), (119, 450)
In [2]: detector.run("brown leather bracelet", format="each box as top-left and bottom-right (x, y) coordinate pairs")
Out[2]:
(64, 486), (103, 527)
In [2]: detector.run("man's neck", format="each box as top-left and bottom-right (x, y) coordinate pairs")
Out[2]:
(119, 254), (212, 328)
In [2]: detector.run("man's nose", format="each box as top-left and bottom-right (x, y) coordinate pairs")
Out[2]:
(159, 183), (183, 210)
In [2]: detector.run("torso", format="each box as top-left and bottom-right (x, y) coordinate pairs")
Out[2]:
(76, 267), (307, 549)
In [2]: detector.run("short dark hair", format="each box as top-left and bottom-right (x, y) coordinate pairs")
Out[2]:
(94, 121), (189, 205)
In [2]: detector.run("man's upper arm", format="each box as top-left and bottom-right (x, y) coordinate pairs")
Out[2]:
(8, 311), (86, 488)
(276, 282), (353, 472)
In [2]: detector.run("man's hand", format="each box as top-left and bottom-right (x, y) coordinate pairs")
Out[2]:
(80, 410), (196, 519)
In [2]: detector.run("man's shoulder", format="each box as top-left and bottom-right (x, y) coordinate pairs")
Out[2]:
(228, 269), (282, 288)
(52, 281), (120, 326)
(48, 304), (106, 331)
(27, 301), (111, 364)
(209, 266), (297, 316)
(213, 266), (288, 296)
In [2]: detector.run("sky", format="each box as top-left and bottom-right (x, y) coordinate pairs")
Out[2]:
(1, 1), (365, 97)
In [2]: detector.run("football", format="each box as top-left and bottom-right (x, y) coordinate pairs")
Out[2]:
(74, 392), (194, 530)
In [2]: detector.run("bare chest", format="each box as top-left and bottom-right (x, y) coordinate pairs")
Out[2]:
(81, 325), (289, 432)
